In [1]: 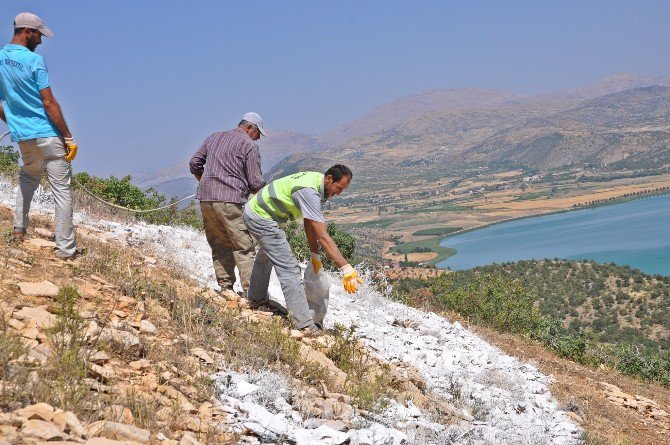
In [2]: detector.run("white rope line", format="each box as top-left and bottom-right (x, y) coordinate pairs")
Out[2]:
(1, 131), (196, 214)
(72, 176), (196, 213)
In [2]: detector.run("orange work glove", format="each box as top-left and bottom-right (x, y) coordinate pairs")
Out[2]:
(340, 264), (362, 294)
(310, 252), (322, 273)
(64, 137), (78, 162)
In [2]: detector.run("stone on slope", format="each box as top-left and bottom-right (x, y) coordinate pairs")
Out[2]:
(243, 422), (278, 441)
(139, 320), (157, 335)
(98, 328), (142, 356)
(51, 411), (87, 438)
(238, 401), (288, 436)
(13, 306), (56, 329)
(294, 424), (348, 445)
(85, 438), (138, 445)
(235, 381), (260, 398)
(15, 402), (55, 421)
(190, 347), (213, 364)
(158, 386), (197, 413)
(98, 421), (150, 443)
(298, 343), (347, 387)
(89, 351), (110, 365)
(27, 238), (55, 248)
(105, 405), (134, 425)
(21, 419), (63, 440)
(179, 432), (202, 445)
(89, 363), (114, 382)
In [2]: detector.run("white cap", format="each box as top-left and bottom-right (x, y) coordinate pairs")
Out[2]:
(241, 112), (266, 137)
(14, 12), (54, 37)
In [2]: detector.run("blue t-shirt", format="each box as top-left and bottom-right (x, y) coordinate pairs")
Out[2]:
(0, 44), (59, 142)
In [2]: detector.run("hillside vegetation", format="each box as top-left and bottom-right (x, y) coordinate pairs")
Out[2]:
(390, 259), (670, 387)
(456, 260), (670, 354)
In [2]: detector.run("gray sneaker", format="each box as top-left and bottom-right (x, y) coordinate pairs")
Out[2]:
(301, 324), (324, 338)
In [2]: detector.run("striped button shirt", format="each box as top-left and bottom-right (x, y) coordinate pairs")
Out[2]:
(189, 128), (266, 203)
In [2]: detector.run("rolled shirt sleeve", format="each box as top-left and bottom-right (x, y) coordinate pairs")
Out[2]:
(189, 138), (209, 177)
(245, 144), (266, 193)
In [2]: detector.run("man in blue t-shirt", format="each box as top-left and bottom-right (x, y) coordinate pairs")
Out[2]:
(0, 12), (80, 259)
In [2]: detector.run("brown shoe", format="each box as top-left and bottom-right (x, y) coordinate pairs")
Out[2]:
(11, 228), (26, 242)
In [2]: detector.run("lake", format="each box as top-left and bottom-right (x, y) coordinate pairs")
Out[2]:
(437, 194), (670, 275)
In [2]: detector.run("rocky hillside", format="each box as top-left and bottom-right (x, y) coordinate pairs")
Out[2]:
(320, 73), (670, 148)
(269, 78), (670, 180)
(320, 88), (524, 147)
(0, 177), (584, 444)
(141, 73), (670, 195)
(466, 85), (670, 169)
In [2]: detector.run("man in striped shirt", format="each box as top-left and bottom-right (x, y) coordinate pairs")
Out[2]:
(189, 112), (267, 296)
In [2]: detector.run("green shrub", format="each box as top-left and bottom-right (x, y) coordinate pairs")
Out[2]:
(535, 320), (589, 363)
(431, 274), (544, 334)
(613, 344), (670, 385)
(74, 172), (164, 210)
(284, 221), (356, 270)
(0, 145), (19, 175)
(27, 285), (98, 414)
(325, 324), (393, 412)
(0, 319), (29, 409)
(73, 172), (203, 229)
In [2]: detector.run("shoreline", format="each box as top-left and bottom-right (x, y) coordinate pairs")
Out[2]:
(434, 190), (670, 269)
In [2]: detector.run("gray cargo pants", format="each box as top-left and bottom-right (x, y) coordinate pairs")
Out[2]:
(243, 209), (314, 329)
(14, 137), (77, 258)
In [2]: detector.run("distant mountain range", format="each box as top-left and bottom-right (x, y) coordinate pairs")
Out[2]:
(139, 72), (670, 200)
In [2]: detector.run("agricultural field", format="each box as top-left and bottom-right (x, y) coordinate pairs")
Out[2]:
(325, 165), (670, 265)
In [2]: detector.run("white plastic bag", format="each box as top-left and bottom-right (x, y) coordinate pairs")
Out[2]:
(304, 264), (330, 324)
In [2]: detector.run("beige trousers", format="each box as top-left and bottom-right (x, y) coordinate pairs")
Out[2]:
(14, 137), (77, 258)
(200, 201), (255, 292)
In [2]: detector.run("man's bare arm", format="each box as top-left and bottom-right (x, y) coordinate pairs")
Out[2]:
(303, 218), (347, 268)
(39, 87), (71, 138)
(0, 101), (6, 123)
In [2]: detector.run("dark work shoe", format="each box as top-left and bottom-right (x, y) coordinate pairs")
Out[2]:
(250, 299), (289, 316)
(57, 247), (86, 261)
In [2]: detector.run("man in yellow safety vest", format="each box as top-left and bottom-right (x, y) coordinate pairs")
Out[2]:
(243, 165), (362, 333)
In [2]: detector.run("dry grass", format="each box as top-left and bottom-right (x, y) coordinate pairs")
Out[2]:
(323, 324), (397, 412)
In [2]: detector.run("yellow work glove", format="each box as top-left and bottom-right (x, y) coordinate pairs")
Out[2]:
(340, 264), (362, 294)
(64, 137), (78, 162)
(310, 252), (322, 273)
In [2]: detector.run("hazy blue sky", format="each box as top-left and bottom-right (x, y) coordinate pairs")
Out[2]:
(1, 1), (669, 177)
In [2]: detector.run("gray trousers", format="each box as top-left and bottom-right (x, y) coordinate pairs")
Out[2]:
(243, 210), (314, 329)
(14, 137), (77, 258)
(200, 201), (255, 292)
